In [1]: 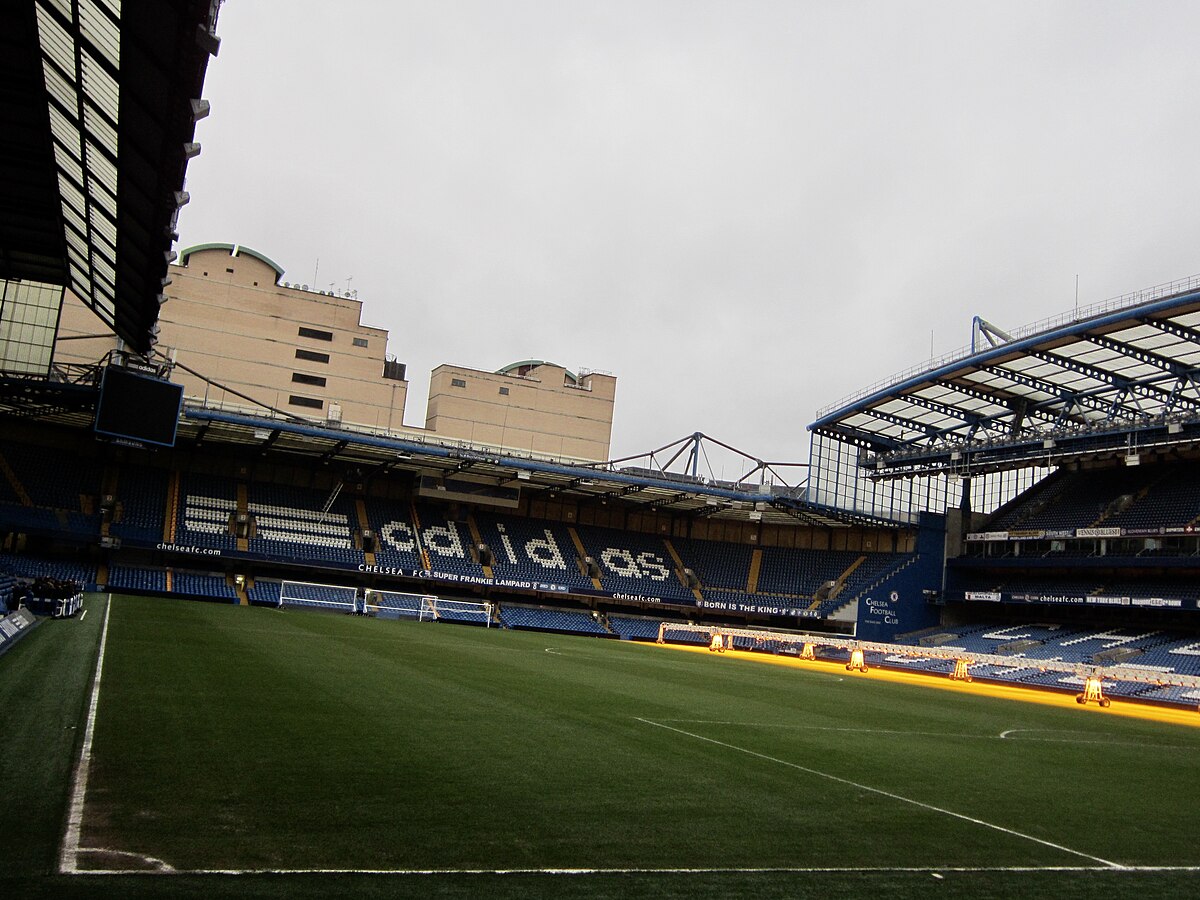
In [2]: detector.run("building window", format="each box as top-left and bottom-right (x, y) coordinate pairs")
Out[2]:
(292, 372), (327, 387)
(298, 326), (334, 341)
(451, 378), (467, 388)
(225, 267), (234, 273)
(295, 349), (330, 364)
(499, 387), (509, 396)
(352, 337), (368, 348)
(288, 395), (323, 410)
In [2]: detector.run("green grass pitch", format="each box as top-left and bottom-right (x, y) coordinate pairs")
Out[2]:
(4, 592), (1200, 898)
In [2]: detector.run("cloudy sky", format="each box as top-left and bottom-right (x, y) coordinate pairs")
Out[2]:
(178, 1), (1200, 479)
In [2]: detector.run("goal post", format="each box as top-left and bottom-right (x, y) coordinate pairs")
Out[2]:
(364, 588), (492, 626)
(279, 580), (357, 613)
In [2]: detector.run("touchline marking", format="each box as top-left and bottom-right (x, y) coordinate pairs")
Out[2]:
(79, 609), (87, 622)
(59, 595), (112, 875)
(660, 720), (993, 739)
(635, 717), (1124, 870)
(68, 864), (1200, 876)
(663, 721), (1192, 751)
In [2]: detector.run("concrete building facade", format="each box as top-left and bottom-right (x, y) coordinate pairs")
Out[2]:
(54, 244), (617, 461)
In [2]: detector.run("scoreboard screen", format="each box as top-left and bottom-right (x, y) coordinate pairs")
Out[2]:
(94, 366), (184, 448)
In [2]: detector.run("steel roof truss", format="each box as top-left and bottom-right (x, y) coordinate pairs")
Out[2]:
(1026, 348), (1200, 414)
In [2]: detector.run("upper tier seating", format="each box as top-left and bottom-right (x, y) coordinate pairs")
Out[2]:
(988, 462), (1200, 533)
(574, 523), (694, 602)
(111, 465), (167, 544)
(177, 473), (238, 552)
(473, 512), (594, 592)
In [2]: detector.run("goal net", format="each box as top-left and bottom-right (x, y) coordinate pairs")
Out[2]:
(279, 580), (358, 613)
(364, 589), (492, 626)
(278, 580), (492, 626)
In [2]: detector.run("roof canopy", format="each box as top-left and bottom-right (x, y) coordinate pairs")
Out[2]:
(810, 276), (1200, 478)
(0, 0), (219, 353)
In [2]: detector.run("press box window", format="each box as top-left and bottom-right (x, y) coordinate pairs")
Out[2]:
(451, 378), (467, 388)
(352, 337), (369, 348)
(292, 372), (327, 387)
(288, 395), (323, 410)
(298, 326), (334, 341)
(295, 349), (330, 364)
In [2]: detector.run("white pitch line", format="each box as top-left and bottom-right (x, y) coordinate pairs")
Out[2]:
(635, 717), (1124, 870)
(67, 864), (1200, 876)
(59, 595), (112, 875)
(79, 609), (87, 622)
(663, 720), (1194, 750)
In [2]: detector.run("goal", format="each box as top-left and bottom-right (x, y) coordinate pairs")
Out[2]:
(279, 580), (358, 613)
(364, 589), (492, 626)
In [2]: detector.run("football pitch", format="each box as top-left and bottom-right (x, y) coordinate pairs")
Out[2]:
(5, 594), (1200, 899)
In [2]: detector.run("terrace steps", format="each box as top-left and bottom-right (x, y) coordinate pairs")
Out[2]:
(235, 483), (249, 552)
(746, 548), (763, 594)
(567, 526), (603, 590)
(355, 498), (376, 567)
(0, 451), (32, 506)
(467, 513), (493, 579)
(662, 538), (703, 601)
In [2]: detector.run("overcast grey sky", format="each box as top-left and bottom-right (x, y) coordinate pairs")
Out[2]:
(178, 1), (1200, 477)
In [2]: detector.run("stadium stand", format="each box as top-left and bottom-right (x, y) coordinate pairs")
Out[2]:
(361, 497), (424, 571)
(247, 483), (362, 567)
(411, 503), (485, 579)
(110, 465), (168, 544)
(172, 571), (237, 602)
(498, 604), (610, 636)
(247, 580), (283, 607)
(670, 536), (755, 592)
(177, 473), (239, 552)
(607, 613), (666, 641)
(473, 512), (594, 592)
(106, 564), (168, 594)
(574, 523), (693, 602)
(0, 553), (96, 590)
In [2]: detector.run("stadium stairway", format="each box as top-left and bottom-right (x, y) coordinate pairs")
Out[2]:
(410, 500), (432, 571)
(746, 548), (763, 594)
(236, 483), (250, 552)
(0, 451), (32, 507)
(567, 526), (604, 590)
(467, 514), (494, 579)
(661, 538), (705, 602)
(232, 574), (249, 606)
(355, 499), (376, 567)
(164, 470), (181, 543)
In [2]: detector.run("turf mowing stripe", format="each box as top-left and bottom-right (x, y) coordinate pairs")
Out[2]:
(635, 716), (1125, 870)
(59, 595), (111, 875)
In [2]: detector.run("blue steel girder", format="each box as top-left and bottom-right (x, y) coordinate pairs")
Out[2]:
(1082, 332), (1200, 416)
(1084, 332), (1190, 378)
(1139, 315), (1200, 346)
(1136, 317), (1200, 410)
(971, 365), (1120, 426)
(889, 393), (997, 450)
(1025, 348), (1200, 414)
(811, 423), (903, 453)
(858, 406), (941, 442)
(926, 378), (1045, 436)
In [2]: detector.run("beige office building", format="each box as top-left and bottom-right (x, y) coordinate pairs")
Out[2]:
(54, 243), (616, 461)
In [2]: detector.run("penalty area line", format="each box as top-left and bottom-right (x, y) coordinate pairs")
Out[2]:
(60, 595), (112, 875)
(634, 716), (1124, 870)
